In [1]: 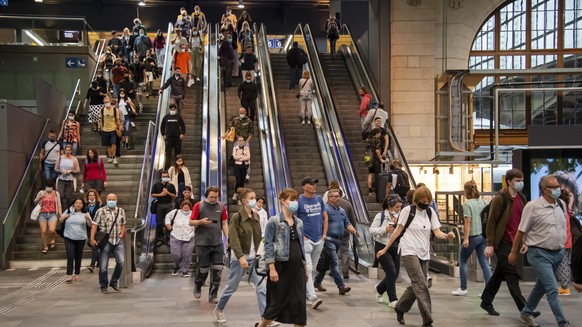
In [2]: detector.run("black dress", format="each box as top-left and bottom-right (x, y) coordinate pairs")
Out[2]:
(263, 223), (306, 325)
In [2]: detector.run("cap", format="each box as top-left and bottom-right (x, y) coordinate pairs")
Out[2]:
(301, 177), (319, 186)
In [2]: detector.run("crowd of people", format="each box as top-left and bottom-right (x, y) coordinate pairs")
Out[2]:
(27, 5), (582, 327)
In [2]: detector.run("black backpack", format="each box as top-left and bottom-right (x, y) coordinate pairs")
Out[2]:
(327, 21), (338, 37)
(392, 168), (411, 196)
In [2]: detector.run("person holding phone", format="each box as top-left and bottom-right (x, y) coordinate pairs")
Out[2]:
(369, 195), (402, 307)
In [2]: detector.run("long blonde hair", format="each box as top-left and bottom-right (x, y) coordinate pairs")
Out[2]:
(464, 180), (480, 199)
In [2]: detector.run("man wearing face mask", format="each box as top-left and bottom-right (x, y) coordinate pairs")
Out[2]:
(151, 171), (177, 247)
(91, 193), (126, 294)
(480, 168), (535, 317)
(190, 186), (229, 303)
(159, 67), (187, 111)
(218, 32), (235, 87)
(110, 59), (128, 100)
(173, 43), (192, 82)
(507, 175), (570, 327)
(160, 104), (186, 170)
(237, 72), (258, 121)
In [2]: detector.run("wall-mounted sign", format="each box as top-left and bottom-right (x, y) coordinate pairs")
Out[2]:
(267, 38), (284, 49)
(65, 57), (87, 68)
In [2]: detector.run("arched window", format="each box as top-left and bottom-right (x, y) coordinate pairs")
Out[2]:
(470, 0), (582, 130)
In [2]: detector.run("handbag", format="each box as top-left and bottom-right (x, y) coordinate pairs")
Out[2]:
(150, 198), (158, 214)
(296, 79), (308, 98)
(31, 203), (41, 221)
(228, 154), (236, 167)
(94, 209), (120, 250)
(225, 127), (236, 142)
(56, 208), (69, 238)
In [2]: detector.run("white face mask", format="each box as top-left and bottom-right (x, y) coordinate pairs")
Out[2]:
(245, 79), (251, 83)
(68, 115), (75, 120)
(88, 199), (96, 204)
(239, 114), (245, 119)
(169, 110), (177, 116)
(181, 48), (186, 53)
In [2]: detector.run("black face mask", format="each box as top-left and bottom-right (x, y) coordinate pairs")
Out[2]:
(389, 165), (395, 170)
(417, 202), (429, 210)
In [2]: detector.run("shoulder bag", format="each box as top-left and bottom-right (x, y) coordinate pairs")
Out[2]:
(94, 209), (120, 250)
(296, 79), (309, 98)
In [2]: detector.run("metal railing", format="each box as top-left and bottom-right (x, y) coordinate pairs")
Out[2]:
(255, 23), (292, 214)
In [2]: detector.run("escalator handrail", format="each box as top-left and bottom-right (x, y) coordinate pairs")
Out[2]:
(339, 25), (417, 189)
(200, 24), (212, 196)
(301, 24), (369, 224)
(217, 23), (228, 203)
(74, 38), (107, 116)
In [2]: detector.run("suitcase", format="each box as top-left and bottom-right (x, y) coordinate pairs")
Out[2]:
(375, 171), (392, 203)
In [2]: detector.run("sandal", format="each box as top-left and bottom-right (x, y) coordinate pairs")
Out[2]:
(41, 248), (48, 254)
(49, 241), (56, 249)
(65, 276), (73, 283)
(74, 275), (81, 282)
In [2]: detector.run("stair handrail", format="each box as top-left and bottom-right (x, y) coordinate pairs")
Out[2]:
(339, 24), (417, 188)
(131, 22), (175, 277)
(302, 24), (369, 224)
(255, 23), (292, 215)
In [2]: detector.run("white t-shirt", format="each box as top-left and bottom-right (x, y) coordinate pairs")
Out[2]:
(397, 205), (441, 260)
(254, 207), (269, 236)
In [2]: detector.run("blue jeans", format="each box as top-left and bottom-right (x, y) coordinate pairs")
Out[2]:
(289, 66), (302, 88)
(112, 84), (120, 100)
(43, 162), (58, 181)
(217, 257), (266, 316)
(99, 241), (124, 288)
(522, 247), (568, 326)
(315, 237), (345, 288)
(61, 142), (78, 156)
(459, 234), (492, 290)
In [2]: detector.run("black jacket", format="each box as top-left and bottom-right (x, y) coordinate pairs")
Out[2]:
(238, 81), (258, 99)
(161, 75), (187, 97)
(160, 114), (186, 138)
(286, 47), (306, 67)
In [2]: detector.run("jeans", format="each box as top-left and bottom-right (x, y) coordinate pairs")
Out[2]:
(155, 48), (165, 67)
(397, 255), (432, 325)
(217, 257), (266, 316)
(315, 237), (345, 288)
(64, 238), (85, 275)
(459, 235), (492, 290)
(522, 247), (568, 326)
(329, 38), (337, 57)
(43, 162), (58, 181)
(304, 238), (324, 301)
(480, 239), (526, 310)
(169, 235), (195, 273)
(375, 241), (400, 302)
(62, 142), (78, 156)
(289, 66), (302, 88)
(99, 241), (124, 288)
(112, 84), (120, 100)
(123, 115), (132, 138)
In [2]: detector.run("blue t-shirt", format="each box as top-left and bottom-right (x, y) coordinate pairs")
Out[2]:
(297, 195), (325, 242)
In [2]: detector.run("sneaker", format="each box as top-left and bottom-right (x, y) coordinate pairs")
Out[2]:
(193, 286), (201, 299)
(302, 120), (306, 125)
(395, 308), (405, 325)
(209, 297), (218, 304)
(389, 300), (398, 308)
(558, 287), (571, 296)
(343, 273), (349, 279)
(245, 175), (250, 182)
(131, 122), (136, 128)
(113, 157), (118, 165)
(196, 77), (200, 82)
(101, 287), (108, 294)
(87, 266), (94, 273)
(214, 307), (227, 323)
(519, 313), (539, 327)
(374, 284), (383, 303)
(307, 119), (311, 125)
(107, 157), (113, 163)
(172, 267), (179, 276)
(339, 286), (351, 295)
(232, 193), (238, 201)
(182, 272), (190, 278)
(109, 284), (121, 292)
(311, 298), (323, 309)
(267, 322), (280, 327)
(427, 276), (432, 288)
(480, 302), (499, 316)
(452, 288), (468, 296)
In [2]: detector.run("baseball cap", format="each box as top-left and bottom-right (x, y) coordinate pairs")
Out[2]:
(301, 177), (319, 186)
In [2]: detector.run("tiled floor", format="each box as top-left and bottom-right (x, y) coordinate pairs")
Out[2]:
(0, 267), (580, 326)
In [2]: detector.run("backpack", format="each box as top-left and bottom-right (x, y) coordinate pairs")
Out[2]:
(297, 49), (308, 66)
(480, 192), (527, 238)
(327, 21), (338, 37)
(368, 98), (377, 111)
(392, 168), (411, 196)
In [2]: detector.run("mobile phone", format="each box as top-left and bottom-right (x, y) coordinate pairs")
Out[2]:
(212, 220), (218, 223)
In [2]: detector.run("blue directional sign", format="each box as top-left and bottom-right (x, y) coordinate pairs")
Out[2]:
(0, 0), (7, 7)
(267, 38), (284, 49)
(65, 57), (87, 68)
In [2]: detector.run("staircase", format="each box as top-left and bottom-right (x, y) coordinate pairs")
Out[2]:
(223, 83), (265, 217)
(271, 54), (328, 194)
(320, 53), (382, 218)
(152, 82), (204, 273)
(10, 90), (158, 268)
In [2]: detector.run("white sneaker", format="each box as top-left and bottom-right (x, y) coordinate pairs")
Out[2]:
(107, 157), (113, 163)
(113, 157), (118, 165)
(307, 120), (311, 125)
(389, 300), (398, 308)
(427, 275), (432, 288)
(311, 298), (322, 309)
(214, 307), (227, 323)
(196, 77), (200, 82)
(301, 120), (306, 125)
(131, 122), (136, 128)
(267, 322), (280, 327)
(519, 313), (539, 327)
(232, 193), (238, 201)
(374, 284), (383, 303)
(452, 288), (468, 296)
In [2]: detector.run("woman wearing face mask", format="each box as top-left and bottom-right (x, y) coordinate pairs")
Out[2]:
(377, 187), (455, 327)
(221, 6), (238, 32)
(153, 30), (166, 68)
(121, 28), (133, 62)
(58, 112), (81, 155)
(85, 80), (106, 131)
(369, 195), (402, 307)
(117, 89), (137, 150)
(35, 180), (63, 254)
(99, 46), (116, 91)
(60, 198), (93, 283)
(165, 200), (196, 277)
(85, 189), (102, 272)
(55, 144), (80, 209)
(232, 135), (250, 203)
(190, 27), (204, 82)
(168, 155), (192, 196)
(237, 71), (258, 121)
(214, 188), (265, 323)
(257, 188), (307, 327)
(82, 147), (107, 195)
(238, 21), (254, 51)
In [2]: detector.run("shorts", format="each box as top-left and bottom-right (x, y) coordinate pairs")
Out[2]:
(38, 212), (58, 223)
(368, 160), (382, 174)
(100, 131), (117, 146)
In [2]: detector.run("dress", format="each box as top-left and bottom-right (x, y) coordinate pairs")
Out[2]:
(86, 87), (105, 124)
(263, 223), (306, 325)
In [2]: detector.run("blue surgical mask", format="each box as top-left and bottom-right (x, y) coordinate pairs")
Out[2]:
(182, 209), (192, 215)
(162, 177), (171, 183)
(107, 200), (117, 209)
(550, 188), (561, 199)
(247, 199), (257, 209)
(287, 201), (299, 212)
(513, 181), (524, 192)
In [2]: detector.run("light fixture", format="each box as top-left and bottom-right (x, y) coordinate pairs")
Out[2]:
(35, 0), (43, 2)
(138, 0), (145, 6)
(419, 166), (423, 174)
(237, 0), (245, 8)
(433, 167), (440, 175)
(24, 30), (45, 46)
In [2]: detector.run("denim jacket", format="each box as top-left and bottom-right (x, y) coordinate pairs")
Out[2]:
(264, 213), (305, 264)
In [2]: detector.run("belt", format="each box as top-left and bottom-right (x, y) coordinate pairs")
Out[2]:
(529, 246), (562, 253)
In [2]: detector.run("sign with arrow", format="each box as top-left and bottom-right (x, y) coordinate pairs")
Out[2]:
(65, 57), (87, 68)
